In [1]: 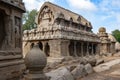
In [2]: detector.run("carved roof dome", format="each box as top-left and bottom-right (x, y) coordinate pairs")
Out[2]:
(24, 44), (47, 72)
(115, 42), (120, 50)
(99, 27), (106, 32)
(108, 34), (116, 42)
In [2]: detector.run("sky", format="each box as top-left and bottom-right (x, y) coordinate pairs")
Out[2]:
(23, 0), (120, 33)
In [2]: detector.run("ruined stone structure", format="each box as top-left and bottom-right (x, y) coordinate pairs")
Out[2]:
(98, 27), (116, 54)
(0, 0), (25, 79)
(23, 2), (100, 58)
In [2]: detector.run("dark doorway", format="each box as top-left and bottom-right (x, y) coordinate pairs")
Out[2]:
(38, 42), (43, 50)
(44, 43), (50, 56)
(69, 41), (74, 56)
(30, 43), (34, 49)
(76, 42), (81, 56)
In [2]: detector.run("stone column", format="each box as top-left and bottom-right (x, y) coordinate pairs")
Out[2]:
(87, 42), (89, 56)
(60, 40), (70, 56)
(110, 42), (116, 54)
(74, 41), (77, 57)
(49, 40), (61, 57)
(81, 42), (84, 57)
(96, 43), (100, 55)
(91, 43), (94, 55)
(49, 40), (70, 57)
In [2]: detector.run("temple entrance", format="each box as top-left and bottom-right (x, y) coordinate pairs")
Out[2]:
(38, 42), (43, 50)
(0, 9), (6, 49)
(44, 43), (50, 56)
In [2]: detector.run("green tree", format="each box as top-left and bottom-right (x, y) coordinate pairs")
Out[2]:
(23, 9), (38, 31)
(112, 29), (120, 43)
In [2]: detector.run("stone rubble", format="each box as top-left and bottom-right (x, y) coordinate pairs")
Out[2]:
(94, 59), (120, 72)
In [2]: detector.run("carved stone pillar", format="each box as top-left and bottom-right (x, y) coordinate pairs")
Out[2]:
(60, 40), (70, 56)
(81, 42), (83, 57)
(49, 40), (70, 57)
(96, 43), (100, 55)
(87, 42), (89, 56)
(74, 41), (77, 57)
(91, 43), (94, 55)
(110, 42), (116, 54)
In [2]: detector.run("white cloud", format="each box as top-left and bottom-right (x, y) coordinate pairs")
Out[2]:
(23, 0), (55, 11)
(67, 0), (97, 11)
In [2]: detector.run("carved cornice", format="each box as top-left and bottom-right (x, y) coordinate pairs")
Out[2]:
(23, 29), (100, 42)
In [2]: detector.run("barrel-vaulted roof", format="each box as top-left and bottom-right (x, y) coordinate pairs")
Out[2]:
(36, 2), (92, 28)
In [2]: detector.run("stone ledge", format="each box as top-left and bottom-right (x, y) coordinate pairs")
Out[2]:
(0, 59), (24, 68)
(0, 55), (22, 61)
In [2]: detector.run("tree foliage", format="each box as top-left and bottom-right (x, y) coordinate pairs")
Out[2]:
(23, 9), (38, 31)
(112, 29), (120, 43)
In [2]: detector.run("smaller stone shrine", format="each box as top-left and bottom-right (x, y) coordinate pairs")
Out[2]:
(98, 27), (116, 55)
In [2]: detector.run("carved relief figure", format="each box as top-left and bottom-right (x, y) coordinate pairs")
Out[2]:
(38, 6), (53, 29)
(15, 16), (21, 48)
(0, 10), (6, 49)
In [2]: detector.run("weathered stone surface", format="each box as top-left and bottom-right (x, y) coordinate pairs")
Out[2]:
(110, 70), (120, 76)
(67, 65), (77, 72)
(96, 59), (104, 65)
(71, 64), (87, 79)
(47, 57), (64, 69)
(87, 57), (96, 66)
(80, 57), (96, 66)
(46, 67), (74, 80)
(80, 58), (88, 65)
(84, 63), (93, 74)
(94, 59), (120, 72)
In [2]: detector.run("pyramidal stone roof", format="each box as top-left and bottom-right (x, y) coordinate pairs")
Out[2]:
(0, 0), (25, 12)
(37, 2), (92, 28)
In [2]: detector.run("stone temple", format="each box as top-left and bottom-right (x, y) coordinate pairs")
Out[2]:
(0, 0), (25, 79)
(98, 27), (116, 55)
(23, 2), (101, 58)
(0, 1), (117, 80)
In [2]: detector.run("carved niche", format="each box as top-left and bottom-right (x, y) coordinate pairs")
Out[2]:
(38, 6), (54, 25)
(0, 10), (6, 49)
(14, 16), (21, 48)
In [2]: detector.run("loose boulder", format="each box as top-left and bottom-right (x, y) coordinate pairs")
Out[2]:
(46, 67), (74, 80)
(84, 63), (93, 74)
(71, 64), (87, 79)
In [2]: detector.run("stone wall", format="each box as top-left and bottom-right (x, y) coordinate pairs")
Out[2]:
(0, 0), (25, 80)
